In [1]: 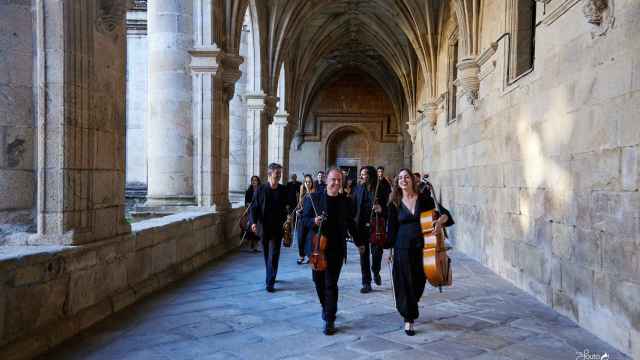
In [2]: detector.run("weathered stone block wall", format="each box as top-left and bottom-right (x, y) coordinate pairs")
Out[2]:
(0, 0), (35, 235)
(414, 1), (639, 357)
(0, 208), (243, 360)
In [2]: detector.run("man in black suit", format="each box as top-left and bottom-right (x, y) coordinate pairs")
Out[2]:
(249, 163), (289, 292)
(301, 168), (358, 335)
(352, 166), (387, 293)
(314, 171), (327, 194)
(287, 173), (302, 209)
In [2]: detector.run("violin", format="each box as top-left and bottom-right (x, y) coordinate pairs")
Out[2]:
(420, 183), (452, 292)
(309, 212), (328, 271)
(369, 180), (388, 248)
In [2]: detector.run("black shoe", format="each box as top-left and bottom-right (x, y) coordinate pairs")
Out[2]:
(374, 273), (381, 286)
(296, 257), (304, 265)
(360, 284), (372, 294)
(266, 285), (275, 292)
(323, 321), (336, 336)
(404, 321), (415, 336)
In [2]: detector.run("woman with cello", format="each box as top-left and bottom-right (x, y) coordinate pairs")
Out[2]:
(386, 168), (454, 335)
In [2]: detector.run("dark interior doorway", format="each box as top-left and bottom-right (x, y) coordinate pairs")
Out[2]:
(340, 166), (357, 184)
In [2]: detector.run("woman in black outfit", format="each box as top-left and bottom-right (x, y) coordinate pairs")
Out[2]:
(244, 176), (261, 252)
(294, 174), (316, 264)
(386, 168), (454, 335)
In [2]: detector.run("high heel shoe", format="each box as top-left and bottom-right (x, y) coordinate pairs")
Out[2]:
(404, 322), (415, 336)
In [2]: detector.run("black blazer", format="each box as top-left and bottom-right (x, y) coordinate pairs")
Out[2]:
(245, 186), (257, 207)
(352, 183), (389, 231)
(300, 192), (358, 261)
(248, 183), (289, 239)
(386, 194), (454, 249)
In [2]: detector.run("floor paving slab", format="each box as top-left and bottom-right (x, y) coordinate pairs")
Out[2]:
(41, 245), (629, 360)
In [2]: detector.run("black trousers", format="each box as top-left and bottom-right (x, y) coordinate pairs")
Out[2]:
(297, 231), (311, 258)
(392, 247), (426, 322)
(357, 227), (383, 285)
(312, 253), (343, 323)
(262, 234), (282, 287)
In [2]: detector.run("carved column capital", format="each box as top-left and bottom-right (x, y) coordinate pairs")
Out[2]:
(456, 57), (480, 108)
(423, 101), (439, 132)
(273, 111), (289, 127)
(220, 53), (243, 100)
(582, 0), (615, 38)
(189, 46), (222, 74)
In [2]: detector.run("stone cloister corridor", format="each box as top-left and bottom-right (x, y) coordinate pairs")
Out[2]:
(0, 0), (639, 359)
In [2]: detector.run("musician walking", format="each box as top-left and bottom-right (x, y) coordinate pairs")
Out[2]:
(301, 168), (357, 335)
(295, 174), (316, 264)
(353, 166), (388, 293)
(386, 168), (453, 335)
(249, 163), (289, 292)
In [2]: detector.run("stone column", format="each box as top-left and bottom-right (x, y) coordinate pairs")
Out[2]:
(245, 94), (277, 180)
(146, 0), (195, 207)
(269, 112), (289, 180)
(125, 3), (148, 206)
(36, 0), (131, 244)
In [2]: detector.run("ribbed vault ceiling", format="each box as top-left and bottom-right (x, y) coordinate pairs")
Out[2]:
(253, 0), (448, 134)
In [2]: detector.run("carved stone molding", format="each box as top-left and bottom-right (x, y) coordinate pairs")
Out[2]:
(582, 0), (615, 37)
(456, 57), (480, 108)
(423, 101), (439, 132)
(96, 0), (127, 35)
(542, 0), (581, 26)
(220, 54), (244, 100)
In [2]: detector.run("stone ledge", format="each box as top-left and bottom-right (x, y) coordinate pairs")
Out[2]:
(0, 207), (244, 360)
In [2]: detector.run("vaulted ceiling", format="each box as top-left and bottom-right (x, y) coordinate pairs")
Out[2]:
(240, 0), (480, 136)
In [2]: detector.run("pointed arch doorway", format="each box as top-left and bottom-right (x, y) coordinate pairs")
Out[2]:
(325, 125), (372, 182)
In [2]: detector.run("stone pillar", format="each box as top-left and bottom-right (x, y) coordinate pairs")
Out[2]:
(269, 112), (289, 180)
(245, 94), (277, 180)
(228, 53), (248, 203)
(190, 48), (242, 211)
(146, 0), (195, 207)
(36, 0), (131, 244)
(212, 54), (242, 211)
(125, 3), (148, 207)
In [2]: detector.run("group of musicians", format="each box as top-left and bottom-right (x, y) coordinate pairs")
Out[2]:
(246, 163), (453, 336)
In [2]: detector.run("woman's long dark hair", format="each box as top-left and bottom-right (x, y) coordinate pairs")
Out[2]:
(389, 168), (419, 207)
(360, 165), (378, 192)
(246, 175), (261, 192)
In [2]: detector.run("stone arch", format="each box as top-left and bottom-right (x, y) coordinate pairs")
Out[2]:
(322, 125), (373, 171)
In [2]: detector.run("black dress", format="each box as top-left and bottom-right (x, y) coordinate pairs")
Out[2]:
(386, 194), (454, 322)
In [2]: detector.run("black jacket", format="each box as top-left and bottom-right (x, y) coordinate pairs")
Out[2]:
(248, 183), (289, 239)
(300, 191), (358, 261)
(352, 183), (389, 245)
(287, 181), (302, 209)
(245, 186), (257, 207)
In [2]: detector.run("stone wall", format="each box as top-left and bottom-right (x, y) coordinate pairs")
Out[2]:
(290, 71), (404, 177)
(0, 0), (35, 236)
(0, 208), (243, 360)
(414, 1), (640, 357)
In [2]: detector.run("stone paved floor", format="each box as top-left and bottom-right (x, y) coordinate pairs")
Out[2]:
(42, 245), (629, 360)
